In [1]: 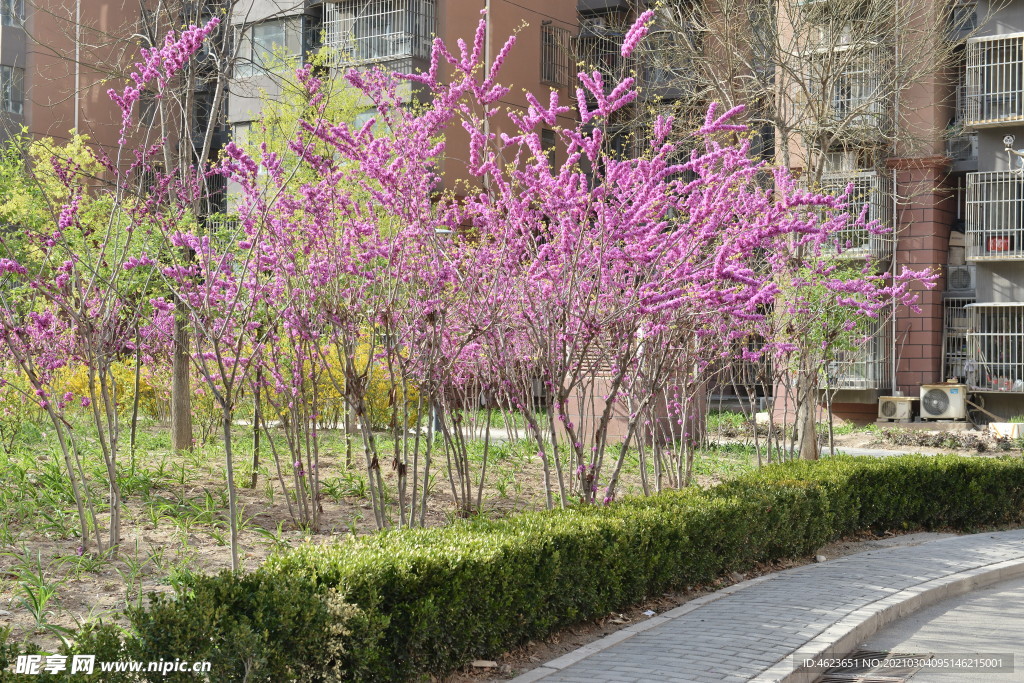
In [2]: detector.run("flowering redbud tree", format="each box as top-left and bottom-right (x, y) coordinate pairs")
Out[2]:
(223, 10), (933, 519)
(0, 129), (173, 555)
(0, 9), (936, 561)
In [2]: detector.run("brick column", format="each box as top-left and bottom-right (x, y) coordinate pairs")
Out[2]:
(887, 155), (954, 394)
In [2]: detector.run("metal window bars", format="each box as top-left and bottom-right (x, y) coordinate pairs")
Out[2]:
(810, 170), (894, 261)
(965, 171), (1024, 260)
(323, 0), (436, 67)
(943, 296), (975, 383)
(804, 44), (890, 129)
(540, 22), (572, 88)
(947, 58), (978, 162)
(822, 316), (891, 391)
(575, 21), (632, 96)
(966, 303), (1024, 393)
(0, 65), (23, 116)
(965, 32), (1024, 127)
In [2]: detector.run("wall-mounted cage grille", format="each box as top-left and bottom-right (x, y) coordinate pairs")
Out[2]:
(540, 22), (573, 88)
(810, 170), (894, 261)
(576, 26), (632, 95)
(823, 317), (891, 391)
(965, 171), (1024, 260)
(804, 44), (890, 130)
(323, 0), (436, 67)
(965, 32), (1024, 127)
(946, 133), (978, 162)
(967, 303), (1024, 392)
(943, 296), (974, 383)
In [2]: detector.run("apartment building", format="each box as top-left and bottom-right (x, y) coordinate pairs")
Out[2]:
(0, 0), (141, 151)
(788, 0), (957, 421)
(567, 1), (980, 423)
(227, 0), (579, 191)
(958, 0), (1024, 419)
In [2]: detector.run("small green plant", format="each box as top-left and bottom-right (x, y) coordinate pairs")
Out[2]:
(56, 548), (111, 579)
(115, 542), (152, 609)
(2, 549), (72, 640)
(322, 470), (369, 500)
(252, 521), (291, 554)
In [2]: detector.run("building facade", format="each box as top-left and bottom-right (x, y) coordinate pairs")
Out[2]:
(1, 0), (141, 151)
(227, 0), (580, 192)
(960, 0), (1024, 419)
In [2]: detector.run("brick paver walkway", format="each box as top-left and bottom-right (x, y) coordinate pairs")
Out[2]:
(515, 529), (1024, 683)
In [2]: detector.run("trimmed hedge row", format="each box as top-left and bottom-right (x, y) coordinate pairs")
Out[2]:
(15, 454), (1024, 682)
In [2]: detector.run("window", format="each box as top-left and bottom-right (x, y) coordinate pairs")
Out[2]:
(236, 19), (298, 77)
(540, 22), (571, 88)
(139, 90), (157, 127)
(323, 0), (436, 66)
(1, 66), (23, 115)
(951, 1), (977, 34)
(541, 129), (557, 167)
(231, 121), (252, 147)
(0, 0), (23, 27)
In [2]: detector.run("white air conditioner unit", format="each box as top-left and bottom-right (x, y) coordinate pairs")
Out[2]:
(947, 265), (976, 293)
(878, 396), (915, 421)
(920, 384), (968, 420)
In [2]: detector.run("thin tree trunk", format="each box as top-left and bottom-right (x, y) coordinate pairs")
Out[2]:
(797, 375), (819, 461)
(130, 332), (142, 454)
(251, 368), (261, 488)
(221, 405), (240, 571)
(171, 312), (193, 452)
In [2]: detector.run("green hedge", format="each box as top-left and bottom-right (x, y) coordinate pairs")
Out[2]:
(12, 455), (1024, 682)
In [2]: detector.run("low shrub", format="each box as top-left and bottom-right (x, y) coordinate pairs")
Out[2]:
(9, 455), (1024, 681)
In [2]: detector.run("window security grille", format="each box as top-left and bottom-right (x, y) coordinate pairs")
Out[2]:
(323, 0), (436, 67)
(965, 33), (1024, 126)
(811, 170), (894, 261)
(804, 44), (889, 128)
(576, 22), (631, 95)
(966, 303), (1024, 393)
(823, 316), (890, 391)
(943, 296), (974, 383)
(540, 22), (572, 88)
(965, 171), (1024, 260)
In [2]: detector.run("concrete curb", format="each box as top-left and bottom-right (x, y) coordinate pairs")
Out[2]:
(509, 537), (1024, 682)
(757, 554), (1024, 682)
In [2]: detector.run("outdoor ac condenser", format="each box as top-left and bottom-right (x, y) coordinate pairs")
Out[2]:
(878, 396), (915, 421)
(946, 265), (976, 293)
(919, 384), (968, 420)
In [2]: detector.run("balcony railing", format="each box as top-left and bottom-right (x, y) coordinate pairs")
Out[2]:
(576, 24), (633, 95)
(965, 171), (1024, 260)
(323, 0), (435, 67)
(966, 303), (1024, 393)
(813, 170), (894, 261)
(965, 32), (1024, 127)
(943, 295), (974, 383)
(823, 318), (890, 391)
(805, 44), (890, 130)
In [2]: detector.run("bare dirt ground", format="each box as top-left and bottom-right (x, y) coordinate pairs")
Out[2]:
(0, 424), (653, 651)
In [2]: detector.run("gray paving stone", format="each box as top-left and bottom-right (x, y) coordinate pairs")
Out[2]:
(513, 530), (1024, 683)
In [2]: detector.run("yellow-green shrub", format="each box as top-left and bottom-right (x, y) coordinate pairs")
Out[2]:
(52, 360), (163, 420)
